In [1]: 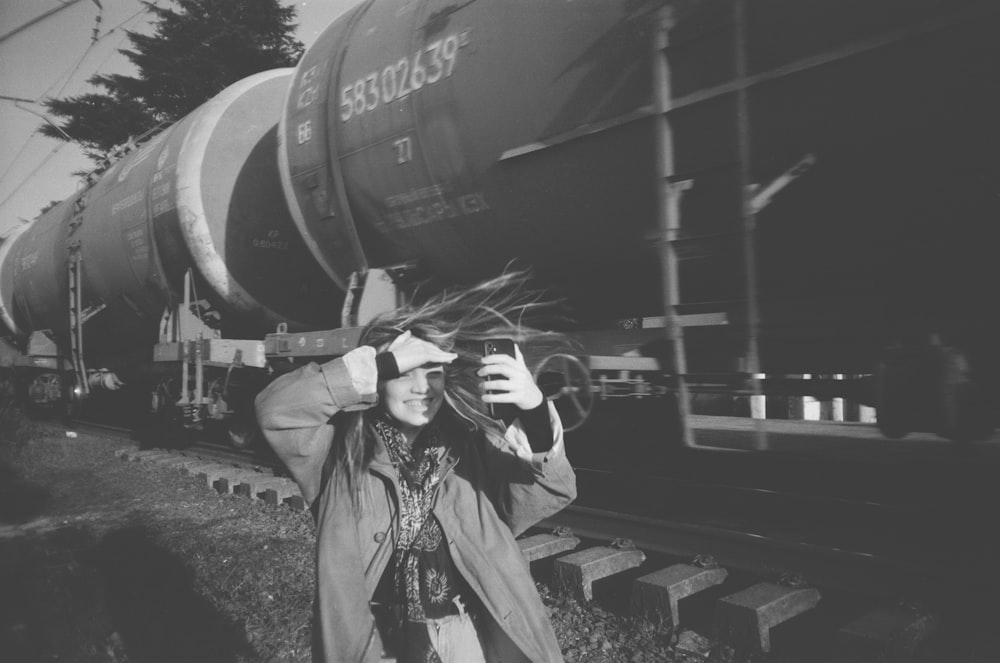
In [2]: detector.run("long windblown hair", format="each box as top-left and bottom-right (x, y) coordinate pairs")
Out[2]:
(330, 269), (571, 502)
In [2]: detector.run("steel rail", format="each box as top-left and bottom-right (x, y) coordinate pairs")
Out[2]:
(540, 504), (986, 601)
(63, 418), (987, 600)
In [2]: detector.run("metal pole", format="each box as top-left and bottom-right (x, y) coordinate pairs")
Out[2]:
(75, 257), (85, 385)
(652, 7), (694, 447)
(178, 270), (190, 405)
(195, 334), (204, 408)
(734, 0), (768, 450)
(71, 252), (89, 397)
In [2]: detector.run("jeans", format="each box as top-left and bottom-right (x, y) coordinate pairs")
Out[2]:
(424, 611), (487, 663)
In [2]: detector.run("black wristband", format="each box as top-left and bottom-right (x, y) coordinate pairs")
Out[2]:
(375, 352), (400, 380)
(519, 400), (553, 453)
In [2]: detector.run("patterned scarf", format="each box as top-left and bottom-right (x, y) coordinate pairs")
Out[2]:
(374, 419), (446, 663)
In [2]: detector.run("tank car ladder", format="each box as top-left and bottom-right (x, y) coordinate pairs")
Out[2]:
(67, 245), (89, 398)
(652, 4), (815, 449)
(66, 177), (97, 401)
(651, 7), (695, 446)
(65, 175), (104, 401)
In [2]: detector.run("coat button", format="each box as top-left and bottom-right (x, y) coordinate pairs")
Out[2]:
(374, 531), (387, 543)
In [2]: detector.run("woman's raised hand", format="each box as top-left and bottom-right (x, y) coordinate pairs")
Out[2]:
(387, 331), (458, 375)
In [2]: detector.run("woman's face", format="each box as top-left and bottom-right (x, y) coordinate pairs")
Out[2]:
(379, 364), (446, 438)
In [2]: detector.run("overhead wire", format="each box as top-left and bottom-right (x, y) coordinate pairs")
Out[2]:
(0, 2), (105, 204)
(0, 1), (160, 214)
(0, 138), (37, 186)
(40, 1), (155, 103)
(0, 144), (70, 212)
(0, 0), (86, 46)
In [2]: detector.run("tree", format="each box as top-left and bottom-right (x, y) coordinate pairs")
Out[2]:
(39, 0), (304, 162)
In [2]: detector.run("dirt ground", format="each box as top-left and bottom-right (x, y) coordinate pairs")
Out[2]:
(0, 410), (691, 663)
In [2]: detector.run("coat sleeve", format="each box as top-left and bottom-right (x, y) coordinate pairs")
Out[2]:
(254, 346), (379, 505)
(483, 401), (578, 537)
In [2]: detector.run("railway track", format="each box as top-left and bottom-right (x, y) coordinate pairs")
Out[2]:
(71, 418), (276, 470)
(72, 416), (986, 589)
(65, 417), (995, 660)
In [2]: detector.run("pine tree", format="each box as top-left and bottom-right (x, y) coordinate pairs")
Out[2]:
(39, 0), (304, 162)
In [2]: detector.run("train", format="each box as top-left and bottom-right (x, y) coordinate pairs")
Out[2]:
(2, 0), (999, 446)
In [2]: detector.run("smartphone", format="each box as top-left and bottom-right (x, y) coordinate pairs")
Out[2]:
(483, 339), (516, 419)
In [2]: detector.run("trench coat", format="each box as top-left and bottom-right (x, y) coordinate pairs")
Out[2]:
(255, 346), (577, 662)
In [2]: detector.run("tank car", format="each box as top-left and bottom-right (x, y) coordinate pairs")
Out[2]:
(2, 0), (998, 445)
(279, 0), (662, 319)
(272, 0), (1000, 441)
(0, 70), (340, 431)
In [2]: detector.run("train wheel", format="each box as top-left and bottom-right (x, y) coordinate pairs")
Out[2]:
(533, 354), (594, 432)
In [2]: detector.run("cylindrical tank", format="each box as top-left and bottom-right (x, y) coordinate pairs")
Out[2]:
(282, 0), (1000, 375)
(0, 69), (339, 360)
(0, 198), (81, 346)
(279, 0), (662, 320)
(162, 69), (341, 335)
(0, 222), (39, 341)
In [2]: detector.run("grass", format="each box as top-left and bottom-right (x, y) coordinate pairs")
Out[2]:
(1, 393), (317, 662)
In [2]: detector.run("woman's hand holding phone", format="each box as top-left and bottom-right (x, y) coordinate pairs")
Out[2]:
(479, 341), (543, 415)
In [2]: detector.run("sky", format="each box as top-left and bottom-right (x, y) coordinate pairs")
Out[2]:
(0, 0), (357, 236)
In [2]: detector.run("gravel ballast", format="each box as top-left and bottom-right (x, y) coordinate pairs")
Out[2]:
(0, 416), (703, 663)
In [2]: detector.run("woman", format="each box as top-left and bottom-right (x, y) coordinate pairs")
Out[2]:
(255, 273), (577, 662)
